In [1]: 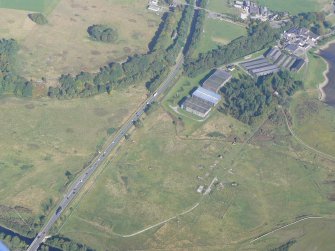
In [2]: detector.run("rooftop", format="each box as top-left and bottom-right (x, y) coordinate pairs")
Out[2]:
(202, 69), (232, 93)
(192, 86), (221, 105)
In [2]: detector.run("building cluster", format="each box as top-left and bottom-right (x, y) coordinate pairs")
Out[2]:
(234, 0), (271, 21)
(181, 69), (232, 118)
(281, 27), (320, 56)
(241, 46), (305, 78)
(148, 0), (162, 12)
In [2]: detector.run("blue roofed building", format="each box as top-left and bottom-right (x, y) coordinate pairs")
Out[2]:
(193, 86), (221, 105)
(181, 87), (221, 118)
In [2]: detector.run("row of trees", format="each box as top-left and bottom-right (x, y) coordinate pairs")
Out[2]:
(184, 0), (208, 57)
(184, 22), (285, 77)
(222, 71), (303, 124)
(0, 232), (28, 250)
(46, 235), (94, 251)
(49, 2), (195, 98)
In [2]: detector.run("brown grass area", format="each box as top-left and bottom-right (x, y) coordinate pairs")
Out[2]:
(0, 9), (35, 40)
(0, 0), (161, 82)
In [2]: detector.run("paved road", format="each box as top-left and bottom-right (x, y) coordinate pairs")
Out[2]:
(27, 55), (184, 251)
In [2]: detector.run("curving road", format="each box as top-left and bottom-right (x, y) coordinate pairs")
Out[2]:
(27, 55), (184, 251)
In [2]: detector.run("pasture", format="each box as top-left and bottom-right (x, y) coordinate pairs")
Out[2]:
(58, 104), (335, 250)
(207, 0), (240, 16)
(257, 0), (330, 14)
(0, 87), (147, 234)
(0, 0), (59, 13)
(193, 18), (246, 57)
(0, 0), (160, 81)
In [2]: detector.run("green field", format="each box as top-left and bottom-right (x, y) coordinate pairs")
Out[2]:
(0, 88), (147, 235)
(250, 218), (335, 251)
(193, 18), (246, 56)
(0, 0), (59, 13)
(207, 0), (240, 16)
(58, 101), (335, 250)
(257, 0), (330, 14)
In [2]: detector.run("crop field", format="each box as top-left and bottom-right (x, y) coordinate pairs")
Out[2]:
(0, 0), (59, 13)
(0, 0), (160, 81)
(257, 0), (331, 14)
(0, 87), (147, 234)
(193, 18), (246, 57)
(58, 103), (335, 250)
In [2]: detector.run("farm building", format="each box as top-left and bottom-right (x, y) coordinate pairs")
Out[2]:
(181, 87), (221, 118)
(202, 69), (232, 93)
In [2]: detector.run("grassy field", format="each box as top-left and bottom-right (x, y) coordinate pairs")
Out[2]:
(58, 101), (335, 250)
(207, 0), (240, 16)
(0, 0), (161, 81)
(193, 18), (246, 56)
(0, 87), (147, 234)
(257, 0), (331, 14)
(0, 0), (59, 13)
(249, 218), (335, 251)
(296, 51), (328, 90)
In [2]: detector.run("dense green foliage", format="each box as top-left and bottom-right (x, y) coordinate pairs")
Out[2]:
(87, 24), (118, 43)
(28, 13), (48, 25)
(0, 39), (32, 97)
(184, 22), (283, 77)
(222, 71), (303, 124)
(291, 12), (330, 35)
(50, 4), (195, 98)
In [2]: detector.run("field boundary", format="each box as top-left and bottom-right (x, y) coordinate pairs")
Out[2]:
(250, 216), (324, 243)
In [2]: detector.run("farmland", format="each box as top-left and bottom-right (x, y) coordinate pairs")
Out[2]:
(207, 0), (240, 16)
(0, 86), (147, 235)
(57, 101), (335, 250)
(193, 18), (246, 56)
(0, 0), (59, 13)
(257, 0), (331, 14)
(0, 0), (160, 82)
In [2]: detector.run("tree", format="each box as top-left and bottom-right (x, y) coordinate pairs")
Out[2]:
(87, 24), (118, 43)
(28, 13), (48, 25)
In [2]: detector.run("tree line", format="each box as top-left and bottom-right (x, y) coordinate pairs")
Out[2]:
(183, 21), (285, 77)
(184, 0), (208, 57)
(221, 71), (303, 124)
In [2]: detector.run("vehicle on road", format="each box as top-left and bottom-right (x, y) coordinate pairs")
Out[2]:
(153, 92), (158, 97)
(55, 206), (62, 215)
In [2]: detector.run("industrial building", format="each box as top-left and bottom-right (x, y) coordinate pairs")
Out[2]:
(240, 57), (280, 77)
(181, 87), (221, 118)
(202, 69), (232, 93)
(240, 47), (306, 77)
